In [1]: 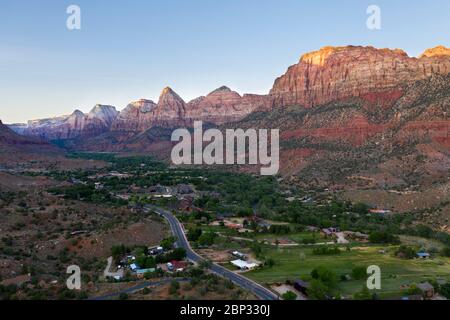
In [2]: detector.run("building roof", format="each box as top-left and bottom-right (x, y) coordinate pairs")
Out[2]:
(130, 263), (138, 270)
(417, 282), (434, 292)
(231, 259), (258, 270)
(171, 260), (188, 269)
(417, 252), (430, 258)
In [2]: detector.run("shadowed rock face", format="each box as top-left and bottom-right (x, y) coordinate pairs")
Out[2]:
(185, 86), (272, 125)
(0, 119), (63, 164)
(270, 45), (450, 108)
(10, 105), (119, 140)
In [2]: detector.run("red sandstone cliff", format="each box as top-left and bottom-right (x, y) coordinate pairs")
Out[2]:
(270, 45), (450, 108)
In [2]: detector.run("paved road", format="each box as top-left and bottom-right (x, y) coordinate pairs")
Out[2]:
(148, 205), (278, 300)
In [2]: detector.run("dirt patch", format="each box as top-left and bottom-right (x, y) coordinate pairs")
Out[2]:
(65, 220), (168, 258)
(197, 249), (232, 263)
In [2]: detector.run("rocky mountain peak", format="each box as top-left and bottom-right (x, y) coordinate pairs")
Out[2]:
(71, 109), (85, 117)
(87, 104), (119, 125)
(420, 45), (450, 58)
(158, 87), (185, 108)
(208, 86), (233, 95)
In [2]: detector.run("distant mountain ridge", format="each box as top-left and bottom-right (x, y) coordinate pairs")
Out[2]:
(9, 105), (118, 140)
(7, 45), (450, 150)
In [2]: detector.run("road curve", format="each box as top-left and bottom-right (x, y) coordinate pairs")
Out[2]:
(147, 205), (278, 300)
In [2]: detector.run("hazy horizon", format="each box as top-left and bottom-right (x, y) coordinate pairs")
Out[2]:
(1, 0), (449, 123)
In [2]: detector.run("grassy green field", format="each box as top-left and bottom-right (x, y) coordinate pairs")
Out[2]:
(253, 231), (327, 243)
(246, 245), (450, 297)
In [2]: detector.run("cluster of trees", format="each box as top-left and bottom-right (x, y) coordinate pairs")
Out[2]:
(395, 246), (417, 259)
(312, 246), (341, 255)
(267, 225), (291, 235)
(187, 228), (217, 246)
(307, 266), (338, 300)
(369, 231), (401, 244)
(49, 184), (126, 206)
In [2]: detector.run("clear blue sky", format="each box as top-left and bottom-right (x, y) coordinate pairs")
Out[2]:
(0, 0), (449, 123)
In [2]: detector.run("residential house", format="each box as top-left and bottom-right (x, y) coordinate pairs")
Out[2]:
(170, 260), (188, 272)
(417, 282), (435, 298)
(232, 251), (247, 260)
(321, 227), (339, 237)
(416, 252), (431, 259)
(230, 259), (258, 271)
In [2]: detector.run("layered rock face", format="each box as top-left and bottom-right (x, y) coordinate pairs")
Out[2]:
(270, 45), (450, 108)
(11, 105), (118, 140)
(8, 45), (450, 144)
(111, 87), (187, 131)
(111, 99), (157, 132)
(185, 86), (272, 124)
(109, 86), (272, 133)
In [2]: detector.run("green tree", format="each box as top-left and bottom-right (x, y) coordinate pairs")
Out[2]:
(307, 279), (329, 300)
(311, 266), (337, 288)
(352, 266), (367, 280)
(281, 291), (297, 300)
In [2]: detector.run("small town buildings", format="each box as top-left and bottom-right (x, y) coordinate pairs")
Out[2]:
(231, 259), (258, 271)
(344, 231), (369, 241)
(417, 282), (435, 298)
(130, 263), (138, 271)
(170, 260), (188, 272)
(232, 251), (247, 260)
(148, 246), (164, 255)
(166, 260), (188, 272)
(94, 182), (104, 190)
(176, 184), (194, 195)
(416, 252), (431, 259)
(321, 227), (339, 237)
(224, 220), (243, 230)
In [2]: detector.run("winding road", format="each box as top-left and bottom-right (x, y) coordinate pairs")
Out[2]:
(147, 205), (278, 300)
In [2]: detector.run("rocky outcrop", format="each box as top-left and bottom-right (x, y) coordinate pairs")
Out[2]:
(10, 105), (118, 140)
(111, 99), (157, 132)
(420, 45), (450, 58)
(270, 45), (450, 108)
(151, 87), (187, 127)
(110, 86), (272, 133)
(185, 86), (272, 124)
(111, 87), (187, 132)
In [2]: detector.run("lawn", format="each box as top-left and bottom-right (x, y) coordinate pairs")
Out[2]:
(246, 245), (450, 297)
(253, 231), (326, 244)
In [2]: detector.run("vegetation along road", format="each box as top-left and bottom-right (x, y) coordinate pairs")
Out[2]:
(148, 205), (278, 300)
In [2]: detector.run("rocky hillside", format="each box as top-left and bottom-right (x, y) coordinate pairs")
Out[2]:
(0, 119), (63, 165)
(6, 45), (450, 161)
(236, 72), (449, 178)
